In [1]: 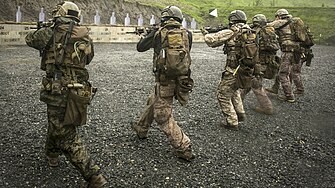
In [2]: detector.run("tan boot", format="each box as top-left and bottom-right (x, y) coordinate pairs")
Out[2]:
(131, 123), (148, 139)
(221, 120), (239, 131)
(255, 106), (274, 115)
(237, 113), (246, 122)
(175, 146), (195, 162)
(81, 174), (107, 188)
(265, 87), (278, 94)
(277, 94), (295, 103)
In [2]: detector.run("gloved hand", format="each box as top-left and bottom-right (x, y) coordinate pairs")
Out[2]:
(200, 27), (209, 35)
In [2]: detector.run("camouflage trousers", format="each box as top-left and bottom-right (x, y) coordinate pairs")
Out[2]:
(45, 105), (100, 181)
(291, 60), (304, 92)
(217, 72), (245, 126)
(132, 81), (191, 151)
(278, 52), (294, 97)
(278, 52), (304, 97)
(241, 76), (273, 111)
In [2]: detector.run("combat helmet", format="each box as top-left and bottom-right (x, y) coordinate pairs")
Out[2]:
(275, 9), (289, 18)
(52, 1), (81, 22)
(228, 10), (247, 24)
(252, 14), (267, 26)
(161, 5), (183, 23)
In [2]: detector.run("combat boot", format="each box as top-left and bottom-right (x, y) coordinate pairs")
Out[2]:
(81, 174), (107, 188)
(220, 120), (239, 131)
(277, 94), (295, 103)
(175, 146), (195, 162)
(265, 87), (278, 94)
(255, 106), (274, 115)
(131, 123), (148, 139)
(237, 113), (246, 122)
(293, 89), (304, 95)
(47, 156), (60, 167)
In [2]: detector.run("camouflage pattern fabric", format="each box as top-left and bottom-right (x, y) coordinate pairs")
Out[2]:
(241, 76), (273, 111)
(278, 52), (294, 98)
(45, 105), (100, 181)
(133, 80), (191, 151)
(204, 23), (249, 126)
(291, 60), (304, 92)
(217, 72), (245, 126)
(26, 16), (100, 182)
(269, 17), (305, 98)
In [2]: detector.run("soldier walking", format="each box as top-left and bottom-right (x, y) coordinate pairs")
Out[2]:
(25, 1), (107, 187)
(132, 5), (195, 161)
(267, 9), (309, 102)
(241, 14), (280, 115)
(202, 10), (259, 130)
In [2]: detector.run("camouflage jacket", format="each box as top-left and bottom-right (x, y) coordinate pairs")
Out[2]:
(267, 18), (299, 51)
(204, 23), (252, 72)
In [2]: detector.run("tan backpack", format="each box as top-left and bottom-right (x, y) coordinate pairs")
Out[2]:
(155, 21), (191, 78)
(289, 17), (315, 47)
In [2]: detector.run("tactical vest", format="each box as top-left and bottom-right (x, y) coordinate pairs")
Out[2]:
(275, 19), (299, 52)
(225, 23), (258, 69)
(43, 22), (93, 84)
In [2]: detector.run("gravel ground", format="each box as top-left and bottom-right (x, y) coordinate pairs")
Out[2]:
(0, 43), (334, 188)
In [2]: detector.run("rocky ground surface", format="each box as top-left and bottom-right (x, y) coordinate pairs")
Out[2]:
(0, 43), (334, 188)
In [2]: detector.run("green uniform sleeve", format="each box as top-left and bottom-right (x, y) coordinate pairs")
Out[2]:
(25, 27), (53, 50)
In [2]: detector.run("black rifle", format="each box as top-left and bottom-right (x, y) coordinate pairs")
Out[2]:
(127, 25), (158, 36)
(204, 25), (228, 33)
(30, 20), (54, 30)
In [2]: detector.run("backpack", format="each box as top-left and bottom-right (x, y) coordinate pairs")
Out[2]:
(290, 17), (315, 47)
(156, 21), (191, 78)
(234, 26), (259, 89)
(258, 26), (280, 52)
(236, 26), (259, 68)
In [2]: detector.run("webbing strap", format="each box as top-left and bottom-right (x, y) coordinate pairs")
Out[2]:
(276, 19), (292, 31)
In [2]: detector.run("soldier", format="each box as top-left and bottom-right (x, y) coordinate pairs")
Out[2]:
(25, 1), (107, 187)
(131, 5), (194, 161)
(241, 14), (280, 115)
(202, 10), (258, 130)
(267, 9), (306, 102)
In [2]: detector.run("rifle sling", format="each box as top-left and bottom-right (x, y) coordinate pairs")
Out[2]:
(275, 19), (292, 31)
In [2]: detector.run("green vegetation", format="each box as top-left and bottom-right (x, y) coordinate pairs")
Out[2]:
(125, 0), (335, 45)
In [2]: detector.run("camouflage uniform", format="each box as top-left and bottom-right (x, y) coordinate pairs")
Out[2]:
(25, 16), (101, 182)
(204, 23), (250, 128)
(132, 17), (193, 160)
(268, 14), (304, 101)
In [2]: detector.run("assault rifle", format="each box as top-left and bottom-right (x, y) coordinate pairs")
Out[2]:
(203, 25), (228, 33)
(127, 24), (158, 36)
(30, 20), (54, 30)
